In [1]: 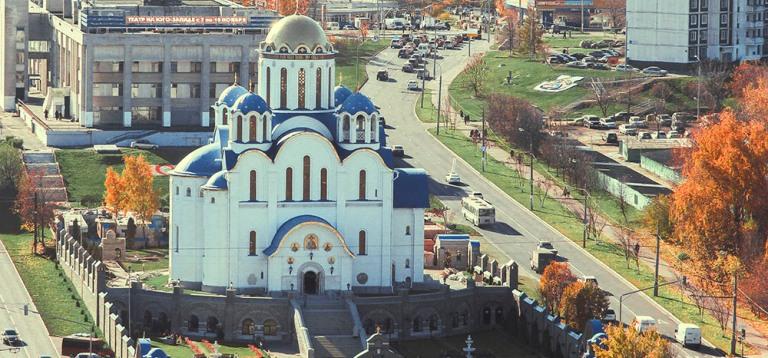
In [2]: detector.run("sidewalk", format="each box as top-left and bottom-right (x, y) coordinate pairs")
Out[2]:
(426, 51), (768, 356)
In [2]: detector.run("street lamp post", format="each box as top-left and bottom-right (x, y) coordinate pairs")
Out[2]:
(653, 224), (661, 297)
(731, 267), (739, 356)
(518, 128), (534, 210)
(619, 278), (685, 324)
(695, 55), (702, 120)
(569, 183), (590, 248)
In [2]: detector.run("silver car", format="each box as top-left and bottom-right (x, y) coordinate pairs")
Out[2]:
(642, 66), (668, 77)
(129, 139), (159, 150)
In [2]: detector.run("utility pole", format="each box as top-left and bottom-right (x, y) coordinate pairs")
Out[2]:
(436, 75), (442, 135)
(529, 10), (535, 60)
(731, 267), (739, 356)
(528, 137), (533, 210)
(653, 224), (660, 296)
(581, 0), (585, 33)
(696, 56), (702, 120)
(33, 192), (38, 254)
(481, 109), (486, 172)
(420, 76), (426, 107)
(582, 193), (588, 248)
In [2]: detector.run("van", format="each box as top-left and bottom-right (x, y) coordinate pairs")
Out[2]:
(417, 43), (430, 56)
(675, 323), (701, 348)
(326, 22), (340, 30)
(632, 316), (657, 333)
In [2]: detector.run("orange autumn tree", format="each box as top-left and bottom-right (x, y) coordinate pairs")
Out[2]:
(593, 324), (673, 358)
(670, 109), (768, 283)
(122, 155), (159, 240)
(538, 262), (577, 314)
(277, 0), (309, 15)
(103, 166), (127, 226)
(15, 169), (58, 253)
(729, 62), (768, 99)
(558, 281), (609, 332)
(740, 77), (768, 121)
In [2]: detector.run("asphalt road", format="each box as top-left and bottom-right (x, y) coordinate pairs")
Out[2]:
(0, 240), (59, 357)
(360, 34), (723, 358)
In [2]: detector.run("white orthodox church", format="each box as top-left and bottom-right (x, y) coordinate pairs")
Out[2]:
(168, 15), (429, 295)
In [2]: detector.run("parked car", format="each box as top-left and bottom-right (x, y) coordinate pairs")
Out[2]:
(671, 119), (686, 131)
(402, 63), (414, 73)
(611, 111), (635, 121)
(615, 64), (638, 72)
(407, 80), (420, 91)
(628, 116), (648, 128)
(392, 145), (404, 157)
(445, 171), (461, 184)
(547, 55), (566, 64)
(600, 118), (617, 129)
(642, 66), (668, 77)
(656, 113), (672, 126)
(604, 132), (619, 144)
(398, 49), (411, 58)
(602, 309), (617, 322)
(582, 115), (601, 128)
(668, 131), (682, 139)
(2, 328), (19, 345)
(536, 241), (558, 256)
(619, 124), (638, 136)
(566, 61), (588, 69)
(571, 52), (588, 60)
(580, 276), (599, 286)
(638, 131), (652, 140)
(651, 131), (667, 139)
(591, 63), (610, 70)
(582, 56), (597, 64)
(130, 139), (158, 150)
(672, 112), (696, 122)
(376, 70), (389, 81)
(390, 39), (403, 48)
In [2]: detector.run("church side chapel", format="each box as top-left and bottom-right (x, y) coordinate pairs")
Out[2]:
(169, 15), (429, 295)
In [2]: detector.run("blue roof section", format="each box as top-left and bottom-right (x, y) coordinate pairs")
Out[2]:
(233, 92), (272, 114)
(338, 92), (377, 115)
(393, 168), (429, 208)
(437, 234), (470, 241)
(377, 146), (394, 168)
(217, 85), (248, 107)
(264, 215), (333, 256)
(173, 143), (222, 177)
(470, 240), (481, 248)
(144, 348), (169, 358)
(214, 126), (229, 144)
(202, 170), (228, 190)
(334, 85), (353, 107)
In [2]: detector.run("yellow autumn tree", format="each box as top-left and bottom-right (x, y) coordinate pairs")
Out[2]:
(122, 155), (159, 239)
(593, 324), (674, 358)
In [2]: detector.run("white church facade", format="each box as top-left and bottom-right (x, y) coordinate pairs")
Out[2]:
(168, 15), (429, 295)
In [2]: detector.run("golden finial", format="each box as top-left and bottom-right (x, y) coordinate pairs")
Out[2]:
(233, 72), (239, 86)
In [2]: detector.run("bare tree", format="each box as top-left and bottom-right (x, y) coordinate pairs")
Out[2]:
(588, 203), (609, 243)
(497, 15), (517, 56)
(461, 55), (489, 98)
(650, 81), (673, 123)
(539, 180), (554, 207)
(600, 0), (626, 29)
(591, 78), (612, 117)
(701, 60), (731, 111)
(616, 176), (630, 226)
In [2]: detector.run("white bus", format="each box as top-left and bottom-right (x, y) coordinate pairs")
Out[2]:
(461, 196), (495, 226)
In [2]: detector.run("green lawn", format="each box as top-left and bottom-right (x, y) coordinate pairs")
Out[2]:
(428, 128), (732, 352)
(0, 233), (94, 336)
(449, 51), (622, 116)
(151, 339), (267, 357)
(55, 148), (178, 208)
(396, 328), (542, 357)
(122, 249), (169, 272)
(142, 274), (171, 292)
(415, 90), (437, 123)
(335, 40), (389, 90)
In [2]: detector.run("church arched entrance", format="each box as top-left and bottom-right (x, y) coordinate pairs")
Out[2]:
(303, 271), (319, 294)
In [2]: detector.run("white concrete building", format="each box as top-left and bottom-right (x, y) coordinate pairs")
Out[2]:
(169, 15), (429, 296)
(627, 0), (765, 70)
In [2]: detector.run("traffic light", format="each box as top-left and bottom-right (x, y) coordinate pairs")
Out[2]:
(23, 304), (28, 316)
(741, 328), (746, 340)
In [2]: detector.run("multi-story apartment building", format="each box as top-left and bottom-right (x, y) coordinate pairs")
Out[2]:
(627, 0), (765, 71)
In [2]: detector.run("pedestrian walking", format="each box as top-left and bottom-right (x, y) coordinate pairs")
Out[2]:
(460, 109), (464, 119)
(54, 110), (60, 120)
(43, 109), (48, 119)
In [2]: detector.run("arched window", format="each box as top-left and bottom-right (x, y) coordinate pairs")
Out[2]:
(249, 115), (257, 142)
(249, 170), (257, 201)
(210, 197), (215, 204)
(175, 186), (179, 195)
(222, 108), (228, 125)
(358, 230), (366, 255)
(186, 188), (191, 197)
(428, 315), (439, 331)
(242, 319), (255, 335)
(320, 168), (328, 201)
(370, 115), (376, 132)
(208, 107), (215, 126)
(262, 115), (268, 142)
(301, 156), (311, 200)
(358, 170), (367, 200)
(248, 231), (257, 256)
(327, 68), (332, 107)
(356, 115), (365, 141)
(236, 115), (243, 142)
(412, 317), (422, 332)
(316, 68), (322, 109)
(298, 68), (306, 108)
(188, 315), (199, 332)
(206, 316), (218, 333)
(451, 312), (459, 328)
(266, 67), (271, 104)
(405, 259), (410, 268)
(342, 115), (351, 142)
(263, 319), (278, 336)
(285, 167), (293, 201)
(405, 225), (411, 235)
(280, 68), (287, 108)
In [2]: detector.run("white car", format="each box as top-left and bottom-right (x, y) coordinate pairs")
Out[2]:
(638, 131), (652, 140)
(536, 241), (558, 256)
(642, 66), (668, 77)
(600, 118), (617, 129)
(407, 80), (420, 91)
(615, 64), (638, 72)
(130, 139), (159, 150)
(618, 124), (637, 135)
(446, 172), (461, 184)
(675, 323), (701, 348)
(566, 61), (588, 69)
(602, 309), (616, 322)
(633, 316), (658, 333)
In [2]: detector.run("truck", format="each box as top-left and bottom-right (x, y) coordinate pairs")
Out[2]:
(530, 248), (556, 274)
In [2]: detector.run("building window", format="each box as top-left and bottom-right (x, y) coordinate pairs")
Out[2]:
(406, 225), (411, 235)
(405, 259), (410, 268)
(210, 197), (215, 204)
(249, 170), (257, 201)
(701, 14), (708, 26)
(690, 0), (698, 11)
(328, 68), (333, 107)
(720, 13), (729, 26)
(690, 14), (698, 27)
(298, 68), (306, 108)
(700, 30), (708, 43)
(94, 61), (123, 73)
(342, 115), (351, 142)
(690, 30), (698, 43)
(316, 68), (322, 109)
(242, 319), (255, 335)
(171, 61), (202, 73)
(222, 108), (228, 125)
(320, 168), (328, 200)
(186, 188), (191, 197)
(236, 115), (243, 142)
(249, 231), (256, 256)
(249, 115), (258, 142)
(266, 67), (271, 104)
(358, 170), (367, 200)
(285, 167), (293, 201)
(263, 319), (278, 336)
(131, 83), (162, 98)
(356, 115), (365, 141)
(303, 155), (311, 201)
(212, 61), (240, 73)
(174, 225), (179, 252)
(280, 68), (287, 108)
(131, 61), (162, 73)
(171, 83), (201, 98)
(93, 83), (122, 97)
(175, 186), (179, 195)
(358, 230), (366, 255)
(262, 115), (269, 142)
